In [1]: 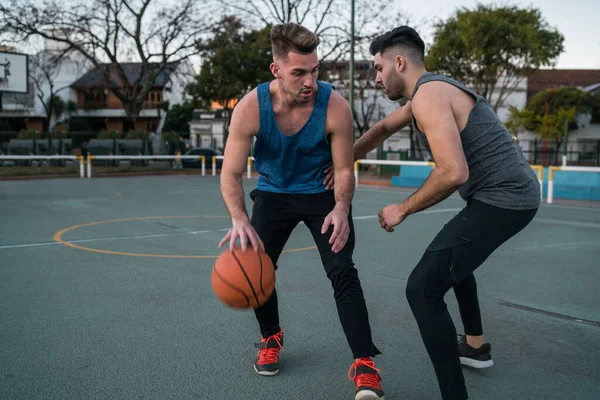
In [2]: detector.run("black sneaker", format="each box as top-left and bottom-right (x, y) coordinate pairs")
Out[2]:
(458, 334), (494, 369)
(253, 330), (283, 376)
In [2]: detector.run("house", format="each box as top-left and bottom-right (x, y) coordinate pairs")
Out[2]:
(0, 34), (193, 138)
(318, 60), (528, 159)
(188, 105), (230, 150)
(527, 69), (600, 98)
(70, 61), (192, 133)
(0, 37), (94, 133)
(515, 69), (600, 165)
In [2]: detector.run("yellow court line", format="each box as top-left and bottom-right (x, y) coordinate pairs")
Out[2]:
(53, 215), (316, 259)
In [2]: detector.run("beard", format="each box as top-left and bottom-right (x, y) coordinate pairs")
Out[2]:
(282, 81), (315, 104)
(384, 70), (406, 101)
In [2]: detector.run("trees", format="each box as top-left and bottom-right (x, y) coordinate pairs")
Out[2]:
(426, 4), (564, 112)
(504, 105), (535, 137)
(505, 87), (590, 165)
(0, 0), (213, 125)
(162, 101), (196, 133)
(527, 87), (592, 119)
(29, 51), (81, 132)
(213, 0), (396, 62)
(213, 0), (409, 140)
(186, 17), (273, 144)
(592, 92), (600, 124)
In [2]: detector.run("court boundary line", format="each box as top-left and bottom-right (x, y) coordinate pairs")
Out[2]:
(4, 208), (595, 254)
(51, 215), (319, 259)
(44, 208), (463, 258)
(497, 300), (600, 328)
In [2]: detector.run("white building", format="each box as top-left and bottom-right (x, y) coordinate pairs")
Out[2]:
(0, 35), (193, 134)
(188, 109), (228, 149)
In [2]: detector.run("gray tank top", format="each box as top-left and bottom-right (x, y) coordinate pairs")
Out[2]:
(411, 72), (540, 210)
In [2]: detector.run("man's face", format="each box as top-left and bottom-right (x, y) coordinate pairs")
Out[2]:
(273, 50), (319, 103)
(374, 52), (406, 101)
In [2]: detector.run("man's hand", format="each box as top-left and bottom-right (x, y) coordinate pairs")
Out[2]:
(321, 207), (350, 253)
(219, 219), (265, 252)
(378, 204), (407, 232)
(323, 165), (335, 190)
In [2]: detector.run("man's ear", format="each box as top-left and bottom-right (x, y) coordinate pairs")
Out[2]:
(270, 63), (280, 79)
(395, 55), (406, 72)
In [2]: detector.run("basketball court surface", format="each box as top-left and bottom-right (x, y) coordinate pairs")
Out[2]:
(1, 175), (599, 399)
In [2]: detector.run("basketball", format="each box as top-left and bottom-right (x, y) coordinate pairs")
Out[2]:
(211, 247), (275, 309)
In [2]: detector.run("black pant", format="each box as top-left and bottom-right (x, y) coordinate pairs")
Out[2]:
(405, 199), (538, 400)
(249, 189), (380, 359)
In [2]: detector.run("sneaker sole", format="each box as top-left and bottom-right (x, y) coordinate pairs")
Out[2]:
(253, 364), (279, 376)
(460, 357), (494, 369)
(356, 390), (385, 400)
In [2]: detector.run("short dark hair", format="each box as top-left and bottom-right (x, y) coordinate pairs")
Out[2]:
(270, 22), (319, 60)
(369, 26), (425, 64)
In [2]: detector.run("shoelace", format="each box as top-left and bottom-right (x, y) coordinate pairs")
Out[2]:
(347, 357), (382, 389)
(256, 332), (283, 365)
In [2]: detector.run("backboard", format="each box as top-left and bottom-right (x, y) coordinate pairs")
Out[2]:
(0, 51), (28, 94)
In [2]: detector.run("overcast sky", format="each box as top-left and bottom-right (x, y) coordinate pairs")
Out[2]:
(398, 0), (600, 69)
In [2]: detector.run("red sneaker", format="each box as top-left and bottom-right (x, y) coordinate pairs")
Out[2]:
(253, 330), (283, 376)
(348, 357), (385, 400)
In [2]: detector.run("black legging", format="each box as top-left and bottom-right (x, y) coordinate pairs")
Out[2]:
(406, 199), (537, 400)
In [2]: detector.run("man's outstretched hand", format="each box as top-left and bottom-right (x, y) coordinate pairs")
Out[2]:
(219, 219), (265, 252)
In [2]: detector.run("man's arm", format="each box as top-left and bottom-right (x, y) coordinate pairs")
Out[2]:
(327, 91), (356, 214)
(220, 92), (257, 222)
(218, 90), (263, 251)
(322, 100), (411, 189)
(353, 101), (412, 160)
(399, 83), (469, 216)
(320, 91), (355, 253)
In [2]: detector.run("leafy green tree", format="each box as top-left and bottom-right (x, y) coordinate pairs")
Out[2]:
(507, 87), (589, 165)
(536, 107), (576, 142)
(426, 4), (564, 112)
(592, 92), (600, 123)
(527, 87), (592, 121)
(505, 105), (535, 137)
(187, 16), (273, 144)
(520, 87), (585, 165)
(162, 102), (197, 133)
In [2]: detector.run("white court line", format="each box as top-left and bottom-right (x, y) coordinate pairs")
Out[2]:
(353, 208), (461, 220)
(534, 218), (600, 229)
(5, 209), (596, 251)
(514, 241), (600, 251)
(0, 209), (462, 251)
(541, 203), (600, 211)
(0, 228), (230, 251)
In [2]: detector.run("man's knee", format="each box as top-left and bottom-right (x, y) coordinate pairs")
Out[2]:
(327, 264), (363, 300)
(405, 264), (426, 308)
(406, 249), (453, 306)
(327, 262), (357, 283)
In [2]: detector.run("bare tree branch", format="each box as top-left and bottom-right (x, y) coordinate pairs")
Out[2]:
(1, 0), (214, 122)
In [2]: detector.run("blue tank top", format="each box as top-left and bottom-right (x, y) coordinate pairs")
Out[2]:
(253, 80), (333, 194)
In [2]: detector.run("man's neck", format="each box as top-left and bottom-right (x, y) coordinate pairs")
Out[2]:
(405, 69), (428, 100)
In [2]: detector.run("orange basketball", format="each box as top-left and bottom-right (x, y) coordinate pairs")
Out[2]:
(211, 247), (275, 309)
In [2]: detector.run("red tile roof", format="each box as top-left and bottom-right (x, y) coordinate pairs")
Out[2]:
(528, 69), (600, 98)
